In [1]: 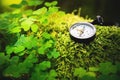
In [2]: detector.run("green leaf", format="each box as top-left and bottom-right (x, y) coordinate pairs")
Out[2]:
(23, 10), (33, 16)
(39, 61), (51, 71)
(31, 24), (38, 32)
(45, 1), (58, 7)
(48, 69), (57, 78)
(10, 56), (19, 64)
(28, 0), (44, 6)
(23, 53), (38, 68)
(53, 51), (60, 58)
(45, 40), (54, 48)
(33, 7), (47, 15)
(14, 35), (26, 46)
(10, 4), (22, 8)
(74, 67), (87, 78)
(10, 27), (21, 33)
(10, 0), (27, 8)
(3, 64), (21, 78)
(18, 52), (26, 56)
(46, 52), (52, 59)
(51, 1), (58, 6)
(14, 45), (25, 53)
(0, 53), (10, 66)
(3, 54), (38, 78)
(86, 72), (96, 77)
(40, 17), (48, 25)
(24, 53), (38, 63)
(21, 19), (33, 31)
(50, 49), (60, 58)
(17, 63), (29, 73)
(20, 0), (28, 5)
(99, 62), (117, 75)
(38, 40), (54, 55)
(6, 46), (14, 55)
(14, 35), (38, 49)
(38, 47), (46, 54)
(30, 71), (48, 80)
(42, 32), (51, 39)
(0, 20), (10, 29)
(89, 67), (99, 72)
(44, 2), (51, 7)
(3, 62), (31, 78)
(48, 7), (59, 13)
(24, 35), (38, 49)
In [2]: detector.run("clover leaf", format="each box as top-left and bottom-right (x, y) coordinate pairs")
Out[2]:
(99, 62), (117, 75)
(74, 67), (87, 78)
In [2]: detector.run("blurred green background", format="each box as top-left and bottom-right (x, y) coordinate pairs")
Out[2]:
(0, 0), (120, 23)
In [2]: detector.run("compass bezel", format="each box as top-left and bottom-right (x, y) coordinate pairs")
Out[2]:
(69, 22), (96, 43)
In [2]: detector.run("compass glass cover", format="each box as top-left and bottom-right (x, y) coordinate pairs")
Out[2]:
(70, 22), (96, 39)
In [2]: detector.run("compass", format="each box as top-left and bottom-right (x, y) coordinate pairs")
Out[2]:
(69, 22), (96, 43)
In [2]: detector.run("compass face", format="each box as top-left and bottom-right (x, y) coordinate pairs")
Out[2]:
(69, 22), (96, 39)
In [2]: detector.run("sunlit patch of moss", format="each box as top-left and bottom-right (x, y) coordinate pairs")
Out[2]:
(61, 13), (92, 26)
(46, 11), (92, 34)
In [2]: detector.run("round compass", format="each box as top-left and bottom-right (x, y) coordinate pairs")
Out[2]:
(69, 22), (96, 43)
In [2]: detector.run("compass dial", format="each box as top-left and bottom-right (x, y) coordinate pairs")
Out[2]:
(69, 22), (96, 39)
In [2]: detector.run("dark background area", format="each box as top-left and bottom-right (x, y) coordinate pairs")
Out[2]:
(56, 0), (120, 23)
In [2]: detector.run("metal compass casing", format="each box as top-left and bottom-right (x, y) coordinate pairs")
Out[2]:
(69, 22), (96, 43)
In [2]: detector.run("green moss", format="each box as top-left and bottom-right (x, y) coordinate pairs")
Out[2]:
(44, 12), (120, 79)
